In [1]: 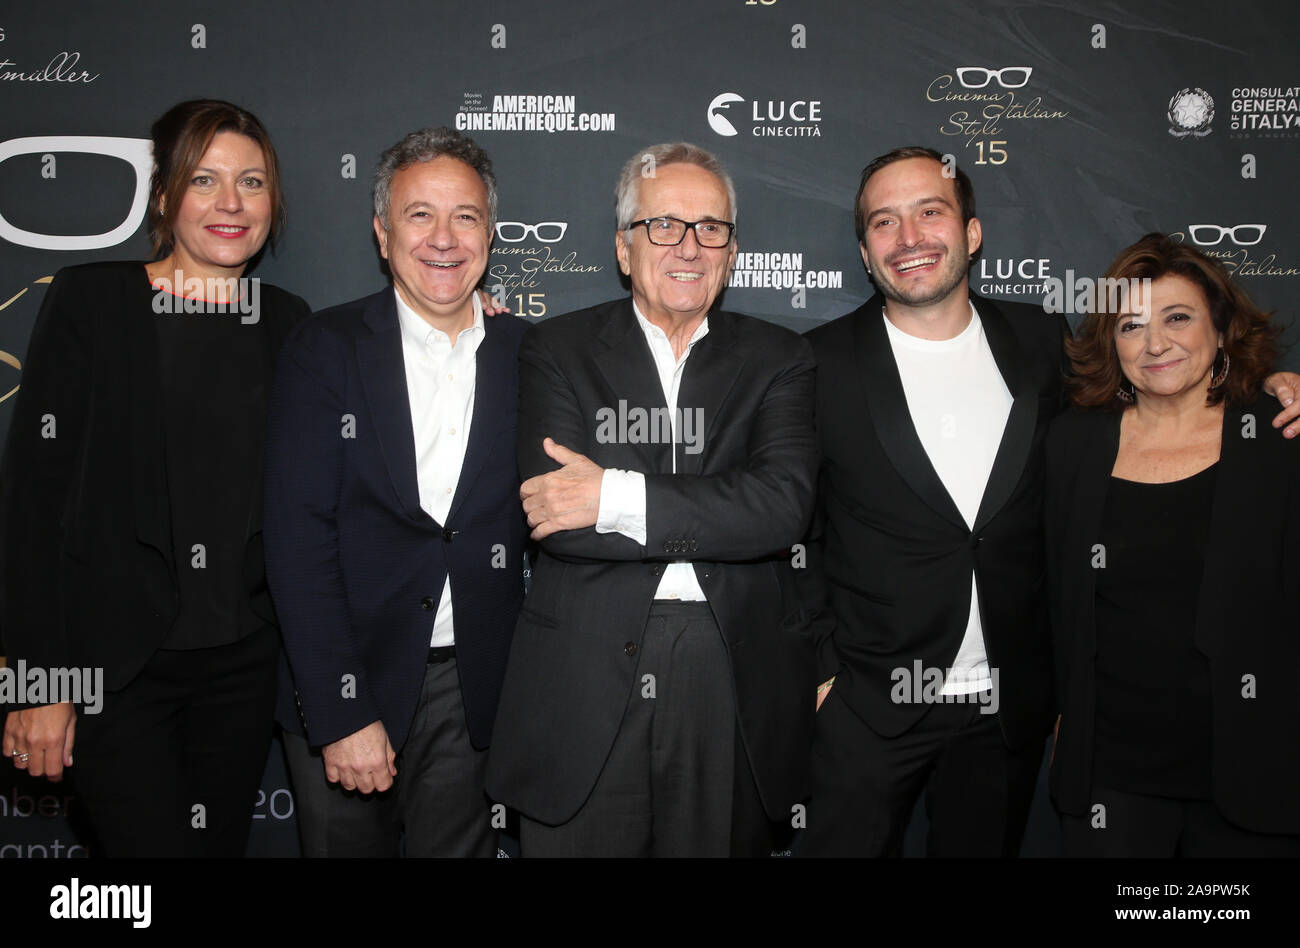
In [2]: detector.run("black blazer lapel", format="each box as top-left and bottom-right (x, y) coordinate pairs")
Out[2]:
(1069, 412), (1121, 662)
(853, 297), (966, 529)
(593, 300), (676, 476)
(676, 310), (743, 477)
(448, 313), (513, 523)
(127, 276), (173, 570)
(1193, 404), (1254, 659)
(356, 290), (425, 522)
(972, 297), (1040, 532)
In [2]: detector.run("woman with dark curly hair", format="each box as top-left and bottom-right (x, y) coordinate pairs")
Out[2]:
(1046, 232), (1300, 856)
(1, 99), (309, 855)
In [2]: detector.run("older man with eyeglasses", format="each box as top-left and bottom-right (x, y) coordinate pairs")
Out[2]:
(485, 142), (820, 857)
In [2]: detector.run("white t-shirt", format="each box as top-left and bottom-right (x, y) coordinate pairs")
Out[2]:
(882, 304), (1011, 694)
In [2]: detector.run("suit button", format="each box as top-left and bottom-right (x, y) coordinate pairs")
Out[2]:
(650, 565), (663, 576)
(624, 641), (637, 656)
(970, 535), (982, 550)
(689, 540), (697, 552)
(442, 528), (457, 542)
(421, 596), (436, 610)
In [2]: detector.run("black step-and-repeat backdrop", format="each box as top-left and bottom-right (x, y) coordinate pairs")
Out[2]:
(1, 0), (1297, 858)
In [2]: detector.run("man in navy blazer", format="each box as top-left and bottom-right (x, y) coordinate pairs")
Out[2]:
(264, 127), (529, 856)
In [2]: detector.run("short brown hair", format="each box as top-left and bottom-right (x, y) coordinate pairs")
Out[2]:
(854, 145), (975, 245)
(1066, 232), (1280, 409)
(148, 99), (285, 257)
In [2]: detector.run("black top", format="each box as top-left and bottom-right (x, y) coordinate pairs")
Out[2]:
(0, 261), (309, 693)
(1045, 401), (1300, 834)
(152, 275), (274, 649)
(1093, 464), (1216, 798)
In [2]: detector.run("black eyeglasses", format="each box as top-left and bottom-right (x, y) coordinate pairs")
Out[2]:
(629, 217), (735, 248)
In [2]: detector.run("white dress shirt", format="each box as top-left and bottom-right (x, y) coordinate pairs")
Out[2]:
(595, 302), (709, 601)
(393, 289), (485, 646)
(883, 303), (1011, 694)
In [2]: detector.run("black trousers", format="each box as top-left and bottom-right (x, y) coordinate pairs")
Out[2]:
(801, 685), (1041, 857)
(71, 623), (279, 857)
(520, 601), (772, 857)
(282, 657), (495, 858)
(1061, 786), (1300, 857)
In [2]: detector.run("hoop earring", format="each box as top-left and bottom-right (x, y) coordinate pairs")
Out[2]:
(1210, 348), (1230, 389)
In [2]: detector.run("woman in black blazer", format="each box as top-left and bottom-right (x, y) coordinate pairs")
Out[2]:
(0, 99), (309, 855)
(1046, 233), (1299, 857)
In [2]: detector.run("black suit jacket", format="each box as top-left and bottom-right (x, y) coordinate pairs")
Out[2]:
(803, 293), (1068, 749)
(263, 289), (529, 751)
(0, 261), (307, 690)
(1045, 396), (1300, 833)
(485, 298), (820, 825)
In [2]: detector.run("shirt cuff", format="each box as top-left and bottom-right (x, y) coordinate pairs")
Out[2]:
(596, 468), (647, 544)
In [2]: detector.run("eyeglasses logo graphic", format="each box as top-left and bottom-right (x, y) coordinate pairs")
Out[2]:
(494, 221), (568, 243)
(954, 67), (1033, 90)
(1188, 224), (1266, 247)
(0, 136), (152, 251)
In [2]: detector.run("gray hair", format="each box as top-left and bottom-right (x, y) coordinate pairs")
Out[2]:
(371, 126), (498, 228)
(614, 142), (737, 236)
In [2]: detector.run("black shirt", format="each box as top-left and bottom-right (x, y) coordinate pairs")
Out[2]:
(1092, 463), (1217, 799)
(151, 276), (273, 649)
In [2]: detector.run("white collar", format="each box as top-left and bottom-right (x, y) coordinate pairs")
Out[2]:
(394, 288), (485, 347)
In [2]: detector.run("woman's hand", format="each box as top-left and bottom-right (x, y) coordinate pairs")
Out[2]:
(3, 702), (77, 782)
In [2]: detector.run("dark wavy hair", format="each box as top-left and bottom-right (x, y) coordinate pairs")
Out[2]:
(148, 99), (285, 257)
(1066, 233), (1280, 409)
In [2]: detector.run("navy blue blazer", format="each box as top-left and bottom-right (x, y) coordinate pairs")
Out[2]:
(264, 288), (529, 751)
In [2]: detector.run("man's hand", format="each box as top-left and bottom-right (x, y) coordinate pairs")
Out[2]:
(1262, 371), (1300, 438)
(477, 288), (511, 317)
(3, 702), (76, 782)
(520, 437), (604, 540)
(322, 720), (397, 794)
